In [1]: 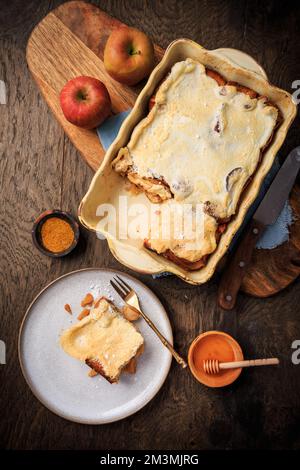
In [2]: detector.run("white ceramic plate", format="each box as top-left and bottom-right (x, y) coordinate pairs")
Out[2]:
(19, 268), (173, 424)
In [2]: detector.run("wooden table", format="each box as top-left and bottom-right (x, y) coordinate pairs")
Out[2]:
(1, 0), (300, 451)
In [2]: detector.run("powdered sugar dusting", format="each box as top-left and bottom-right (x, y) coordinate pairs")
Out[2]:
(20, 269), (172, 423)
(89, 282), (115, 303)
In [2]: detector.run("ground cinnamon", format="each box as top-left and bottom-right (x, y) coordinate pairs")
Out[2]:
(41, 217), (74, 253)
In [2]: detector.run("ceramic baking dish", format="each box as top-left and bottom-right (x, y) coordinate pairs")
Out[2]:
(79, 39), (297, 284)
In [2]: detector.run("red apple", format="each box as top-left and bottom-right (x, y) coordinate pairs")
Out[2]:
(104, 26), (155, 86)
(60, 76), (111, 129)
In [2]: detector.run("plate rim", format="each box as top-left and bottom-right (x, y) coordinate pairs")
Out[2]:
(18, 267), (173, 425)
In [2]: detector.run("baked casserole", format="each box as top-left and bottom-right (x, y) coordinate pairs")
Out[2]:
(112, 58), (279, 270)
(79, 40), (296, 284)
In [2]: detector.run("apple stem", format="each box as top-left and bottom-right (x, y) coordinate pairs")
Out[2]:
(77, 90), (87, 101)
(128, 45), (141, 56)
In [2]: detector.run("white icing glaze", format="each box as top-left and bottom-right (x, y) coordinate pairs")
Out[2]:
(118, 58), (278, 262)
(60, 299), (144, 379)
(128, 58), (278, 221)
(146, 200), (217, 262)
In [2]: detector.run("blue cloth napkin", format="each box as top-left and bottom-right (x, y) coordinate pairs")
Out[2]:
(97, 111), (292, 275)
(97, 111), (131, 151)
(228, 157), (291, 253)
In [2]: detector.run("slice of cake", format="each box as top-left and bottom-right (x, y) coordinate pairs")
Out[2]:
(60, 297), (144, 383)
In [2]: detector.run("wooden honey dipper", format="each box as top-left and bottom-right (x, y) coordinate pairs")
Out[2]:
(203, 358), (279, 375)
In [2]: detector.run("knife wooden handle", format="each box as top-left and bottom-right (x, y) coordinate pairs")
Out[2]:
(218, 219), (265, 310)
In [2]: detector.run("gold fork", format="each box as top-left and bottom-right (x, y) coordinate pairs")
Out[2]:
(110, 275), (187, 368)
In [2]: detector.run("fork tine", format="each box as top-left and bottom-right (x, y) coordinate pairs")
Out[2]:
(114, 276), (131, 295)
(110, 280), (126, 300)
(116, 275), (132, 291)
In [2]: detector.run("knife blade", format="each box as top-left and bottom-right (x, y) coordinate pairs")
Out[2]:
(218, 146), (300, 310)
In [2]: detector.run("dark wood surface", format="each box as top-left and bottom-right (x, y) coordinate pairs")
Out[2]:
(219, 219), (265, 310)
(26, 0), (300, 299)
(242, 185), (300, 297)
(1, 0), (300, 451)
(26, 2), (164, 170)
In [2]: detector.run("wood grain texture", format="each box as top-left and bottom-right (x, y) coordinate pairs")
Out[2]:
(1, 0), (300, 452)
(219, 219), (265, 309)
(241, 185), (300, 297)
(27, 0), (300, 297)
(26, 2), (164, 170)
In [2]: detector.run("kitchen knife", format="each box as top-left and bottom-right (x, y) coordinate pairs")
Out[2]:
(218, 146), (300, 310)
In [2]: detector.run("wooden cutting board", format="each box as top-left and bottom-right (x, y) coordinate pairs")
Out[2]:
(26, 0), (300, 297)
(26, 0), (164, 171)
(240, 184), (300, 297)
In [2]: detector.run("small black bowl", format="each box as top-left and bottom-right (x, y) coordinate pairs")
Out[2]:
(32, 210), (80, 258)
